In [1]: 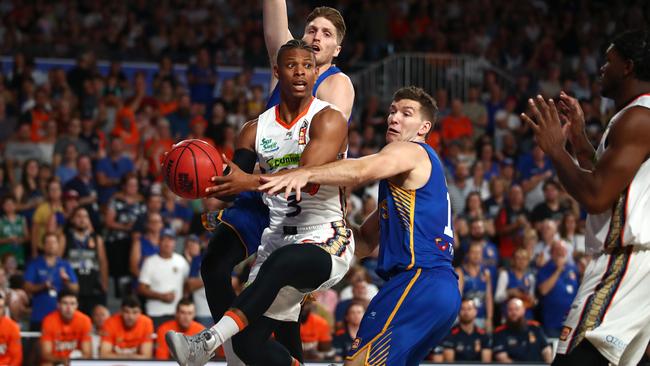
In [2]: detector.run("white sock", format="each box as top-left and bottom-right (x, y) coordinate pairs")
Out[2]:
(223, 339), (246, 366)
(208, 315), (241, 353)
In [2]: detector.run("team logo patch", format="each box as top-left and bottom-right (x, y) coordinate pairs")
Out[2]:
(351, 337), (361, 350)
(560, 326), (572, 341)
(298, 120), (308, 145)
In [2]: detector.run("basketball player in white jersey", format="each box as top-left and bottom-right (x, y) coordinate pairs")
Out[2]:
(522, 30), (650, 366)
(166, 39), (353, 366)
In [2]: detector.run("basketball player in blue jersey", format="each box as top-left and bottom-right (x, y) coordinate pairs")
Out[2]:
(260, 86), (462, 366)
(197, 5), (354, 365)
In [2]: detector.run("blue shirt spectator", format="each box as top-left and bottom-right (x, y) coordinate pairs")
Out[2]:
(95, 138), (134, 205)
(536, 242), (579, 338)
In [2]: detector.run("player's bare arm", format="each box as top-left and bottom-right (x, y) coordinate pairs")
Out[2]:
(351, 209), (380, 258)
(259, 141), (429, 201)
(523, 96), (650, 213)
(263, 0), (293, 87)
(205, 119), (258, 197)
(316, 73), (355, 120)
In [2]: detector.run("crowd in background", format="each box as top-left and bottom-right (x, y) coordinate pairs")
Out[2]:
(1, 0), (650, 364)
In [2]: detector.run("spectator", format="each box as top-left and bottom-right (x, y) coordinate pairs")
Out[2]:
(495, 184), (529, 259)
(441, 298), (492, 362)
(495, 248), (536, 320)
(484, 177), (506, 219)
(530, 179), (570, 227)
(518, 145), (554, 211)
(52, 118), (90, 167)
(138, 229), (189, 328)
(155, 299), (205, 360)
(104, 173), (145, 296)
(143, 119), (174, 182)
(99, 296), (154, 359)
(332, 300), (365, 362)
(64, 155), (100, 231)
(91, 304), (110, 359)
(462, 86), (488, 138)
(31, 179), (65, 254)
(0, 294), (21, 366)
(54, 144), (79, 185)
(339, 266), (379, 301)
(456, 241), (493, 331)
(5, 125), (45, 185)
(559, 212), (586, 254)
(187, 48), (216, 107)
(465, 219), (499, 288)
(0, 267), (28, 323)
(185, 235), (212, 327)
(160, 185), (193, 235)
(300, 301), (334, 361)
(64, 207), (108, 314)
(536, 241), (579, 338)
(168, 94), (192, 140)
(448, 162), (472, 215)
(130, 212), (163, 278)
(95, 136), (135, 206)
(441, 99), (473, 143)
(78, 117), (105, 160)
(40, 290), (92, 366)
(24, 232), (79, 330)
(0, 195), (29, 267)
(334, 279), (370, 328)
(493, 298), (552, 363)
(534, 219), (574, 268)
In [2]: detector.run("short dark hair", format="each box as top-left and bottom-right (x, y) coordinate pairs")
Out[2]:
(543, 179), (561, 191)
(121, 295), (142, 309)
(392, 86), (439, 133)
(306, 7), (346, 45)
(176, 298), (195, 311)
(58, 288), (78, 302)
(277, 39), (315, 65)
(612, 29), (650, 82)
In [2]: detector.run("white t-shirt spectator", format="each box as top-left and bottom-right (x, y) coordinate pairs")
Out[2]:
(139, 253), (189, 317)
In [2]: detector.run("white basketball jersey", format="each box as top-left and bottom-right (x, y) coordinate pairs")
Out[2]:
(255, 98), (345, 229)
(585, 94), (650, 254)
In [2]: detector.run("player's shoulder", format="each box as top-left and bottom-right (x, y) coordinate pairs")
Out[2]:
(611, 105), (650, 139)
(74, 310), (92, 327)
(42, 311), (60, 327)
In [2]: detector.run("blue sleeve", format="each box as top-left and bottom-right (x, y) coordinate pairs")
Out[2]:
(189, 255), (202, 278)
(24, 262), (38, 283)
(95, 158), (109, 173)
(536, 264), (553, 286)
(536, 327), (549, 348)
(124, 158), (135, 174)
(65, 262), (78, 284)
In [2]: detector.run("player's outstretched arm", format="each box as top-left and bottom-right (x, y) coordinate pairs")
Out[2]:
(523, 96), (650, 214)
(259, 141), (422, 201)
(264, 0), (293, 86)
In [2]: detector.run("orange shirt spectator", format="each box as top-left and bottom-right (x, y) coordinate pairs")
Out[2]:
(41, 310), (92, 362)
(441, 99), (474, 142)
(300, 306), (333, 359)
(0, 309), (22, 366)
(100, 297), (154, 359)
(29, 108), (51, 142)
(112, 107), (140, 157)
(426, 130), (442, 153)
(159, 100), (178, 116)
(155, 320), (204, 359)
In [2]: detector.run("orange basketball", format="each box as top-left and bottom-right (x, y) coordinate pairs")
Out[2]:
(162, 139), (223, 199)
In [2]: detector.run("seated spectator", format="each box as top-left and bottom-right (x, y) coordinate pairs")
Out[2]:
(495, 248), (536, 320)
(339, 265), (379, 301)
(448, 162), (472, 215)
(31, 178), (65, 257)
(333, 300), (365, 362)
(95, 136), (135, 206)
(99, 296), (153, 359)
(129, 212), (163, 278)
(559, 212), (586, 254)
(518, 146), (554, 211)
(456, 241), (493, 331)
(54, 144), (79, 185)
(441, 298), (492, 362)
(464, 219), (499, 288)
(138, 229), (189, 328)
(24, 233), (79, 330)
(335, 279), (370, 328)
(484, 177), (506, 220)
(0, 195), (29, 268)
(161, 186), (193, 235)
(40, 290), (92, 366)
(495, 184), (529, 259)
(64, 154), (100, 231)
(537, 241), (579, 338)
(493, 298), (552, 363)
(183, 235), (212, 327)
(155, 299), (205, 360)
(91, 304), (110, 359)
(0, 294), (22, 366)
(530, 179), (570, 228)
(534, 219), (574, 268)
(64, 207), (108, 315)
(300, 301), (334, 361)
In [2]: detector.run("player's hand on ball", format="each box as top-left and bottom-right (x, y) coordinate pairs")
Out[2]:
(258, 170), (311, 201)
(205, 155), (257, 197)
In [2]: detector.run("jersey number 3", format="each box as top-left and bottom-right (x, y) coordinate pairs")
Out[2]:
(286, 194), (302, 217)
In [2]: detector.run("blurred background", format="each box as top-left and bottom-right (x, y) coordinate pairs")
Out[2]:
(0, 0), (649, 365)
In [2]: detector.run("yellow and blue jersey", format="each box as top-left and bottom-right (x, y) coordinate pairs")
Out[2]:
(376, 142), (455, 280)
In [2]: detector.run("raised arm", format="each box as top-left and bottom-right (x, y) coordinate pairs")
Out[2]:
(264, 0), (294, 86)
(524, 98), (650, 214)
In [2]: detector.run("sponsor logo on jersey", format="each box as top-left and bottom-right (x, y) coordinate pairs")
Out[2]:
(298, 120), (308, 145)
(261, 138), (279, 152)
(266, 153), (301, 170)
(605, 335), (628, 351)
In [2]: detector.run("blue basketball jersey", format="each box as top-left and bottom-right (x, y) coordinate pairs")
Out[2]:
(376, 142), (455, 280)
(266, 65), (342, 109)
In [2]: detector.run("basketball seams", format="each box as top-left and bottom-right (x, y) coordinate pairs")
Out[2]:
(186, 145), (201, 198)
(164, 139), (222, 199)
(188, 140), (220, 178)
(172, 143), (191, 198)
